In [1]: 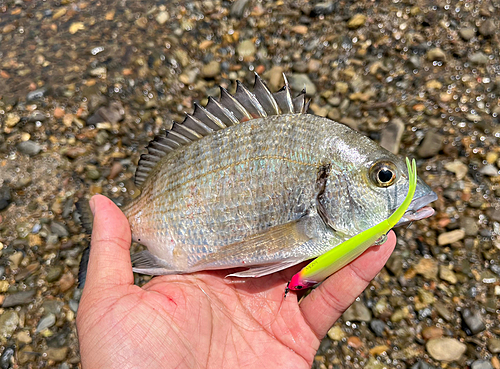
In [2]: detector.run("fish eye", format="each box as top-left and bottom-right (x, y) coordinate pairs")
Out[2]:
(295, 285), (303, 289)
(370, 161), (397, 187)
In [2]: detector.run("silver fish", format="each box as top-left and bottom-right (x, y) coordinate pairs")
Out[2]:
(122, 74), (437, 278)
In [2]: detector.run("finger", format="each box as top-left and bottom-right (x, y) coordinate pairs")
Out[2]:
(299, 230), (397, 338)
(84, 194), (133, 290)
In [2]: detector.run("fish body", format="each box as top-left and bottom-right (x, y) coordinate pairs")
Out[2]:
(122, 75), (437, 277)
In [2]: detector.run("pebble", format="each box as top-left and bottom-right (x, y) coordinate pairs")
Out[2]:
(411, 361), (438, 369)
(311, 2), (335, 16)
(0, 311), (19, 338)
(2, 290), (36, 308)
(461, 308), (485, 335)
(266, 66), (284, 91)
(0, 185), (12, 211)
(348, 14), (367, 29)
(426, 338), (466, 361)
(444, 160), (468, 180)
(380, 118), (405, 154)
(46, 347), (68, 362)
(0, 346), (14, 369)
(479, 19), (496, 36)
(156, 11), (169, 25)
(415, 258), (439, 280)
(289, 74), (317, 96)
(230, 0), (250, 18)
(327, 325), (345, 341)
(18, 345), (35, 365)
(9, 252), (23, 269)
(237, 40), (256, 58)
(201, 61), (221, 79)
(370, 319), (386, 337)
(36, 313), (56, 332)
(422, 326), (443, 340)
(488, 338), (500, 354)
(59, 273), (75, 292)
(480, 164), (498, 176)
(342, 301), (372, 322)
(426, 48), (446, 62)
(5, 113), (20, 128)
(459, 27), (475, 40)
(438, 229), (465, 245)
(17, 140), (42, 156)
(87, 102), (124, 125)
(439, 265), (458, 284)
(418, 130), (444, 158)
(472, 360), (494, 369)
(469, 52), (489, 65)
(26, 88), (47, 102)
(50, 221), (69, 238)
(15, 330), (32, 344)
(347, 336), (363, 349)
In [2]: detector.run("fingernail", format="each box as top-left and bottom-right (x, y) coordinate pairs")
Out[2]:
(89, 197), (96, 215)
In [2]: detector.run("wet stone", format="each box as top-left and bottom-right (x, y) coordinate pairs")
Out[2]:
(43, 300), (64, 315)
(26, 88), (47, 102)
(370, 319), (386, 337)
(415, 258), (439, 280)
(342, 300), (372, 322)
(50, 221), (69, 238)
(327, 325), (345, 341)
(418, 130), (444, 158)
(426, 48), (446, 62)
(237, 39), (256, 58)
(488, 338), (500, 354)
(386, 253), (403, 276)
(87, 102), (124, 125)
(459, 27), (475, 40)
(18, 345), (35, 365)
(230, 0), (250, 18)
(411, 361), (437, 369)
(479, 19), (496, 36)
(5, 113), (20, 128)
(480, 164), (499, 176)
(46, 347), (68, 362)
(201, 61), (221, 79)
(461, 217), (479, 236)
(0, 311), (19, 338)
(36, 313), (56, 332)
(472, 360), (494, 369)
(438, 229), (465, 245)
(17, 141), (42, 156)
(422, 326), (443, 340)
(46, 266), (64, 282)
(0, 346), (14, 369)
(2, 290), (36, 308)
(439, 265), (458, 284)
(469, 52), (489, 65)
(347, 14), (366, 29)
(0, 185), (12, 211)
(380, 118), (405, 154)
(155, 11), (169, 25)
(461, 308), (485, 335)
(426, 338), (466, 361)
(310, 2), (335, 16)
(289, 74), (317, 96)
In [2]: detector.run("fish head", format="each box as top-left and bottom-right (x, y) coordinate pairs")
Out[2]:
(320, 131), (437, 234)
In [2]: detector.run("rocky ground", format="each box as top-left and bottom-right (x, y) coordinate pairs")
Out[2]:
(0, 0), (499, 368)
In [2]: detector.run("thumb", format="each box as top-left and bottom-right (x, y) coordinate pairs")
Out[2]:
(84, 195), (133, 290)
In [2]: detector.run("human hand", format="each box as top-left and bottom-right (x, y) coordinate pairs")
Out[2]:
(76, 195), (397, 369)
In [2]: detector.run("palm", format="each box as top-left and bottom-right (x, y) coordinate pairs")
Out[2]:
(76, 195), (396, 369)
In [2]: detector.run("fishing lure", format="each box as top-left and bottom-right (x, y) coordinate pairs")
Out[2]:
(286, 157), (418, 294)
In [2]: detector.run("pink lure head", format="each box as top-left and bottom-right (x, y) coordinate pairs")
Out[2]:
(288, 272), (317, 291)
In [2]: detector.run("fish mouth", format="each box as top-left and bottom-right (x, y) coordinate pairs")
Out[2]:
(395, 192), (438, 226)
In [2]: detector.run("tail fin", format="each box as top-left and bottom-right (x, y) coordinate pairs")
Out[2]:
(75, 199), (94, 288)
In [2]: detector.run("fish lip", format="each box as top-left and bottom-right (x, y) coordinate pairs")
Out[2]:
(395, 192), (438, 226)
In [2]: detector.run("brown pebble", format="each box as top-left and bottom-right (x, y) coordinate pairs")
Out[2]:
(59, 272), (75, 292)
(347, 336), (363, 349)
(108, 162), (123, 180)
(369, 345), (389, 356)
(422, 326), (444, 340)
(54, 107), (65, 119)
(492, 356), (500, 369)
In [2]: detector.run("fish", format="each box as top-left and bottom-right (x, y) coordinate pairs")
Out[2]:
(80, 73), (437, 281)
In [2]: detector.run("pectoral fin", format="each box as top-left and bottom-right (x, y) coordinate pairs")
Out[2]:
(226, 259), (306, 278)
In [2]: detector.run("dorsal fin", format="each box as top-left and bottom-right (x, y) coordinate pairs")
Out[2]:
(134, 73), (310, 187)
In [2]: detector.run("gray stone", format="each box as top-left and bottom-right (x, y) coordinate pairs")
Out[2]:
(459, 27), (475, 40)
(0, 311), (19, 338)
(0, 185), (12, 211)
(386, 253), (403, 276)
(289, 74), (317, 96)
(461, 308), (485, 335)
(36, 313), (56, 332)
(46, 266), (64, 282)
(380, 119), (405, 154)
(342, 301), (372, 322)
(2, 290), (36, 308)
(469, 52), (489, 65)
(26, 88), (47, 101)
(461, 217), (479, 236)
(471, 360), (493, 369)
(479, 19), (496, 36)
(50, 221), (69, 238)
(87, 101), (124, 125)
(311, 2), (335, 16)
(230, 0), (250, 18)
(434, 301), (453, 321)
(370, 319), (386, 337)
(480, 164), (498, 176)
(28, 110), (47, 122)
(426, 338), (466, 361)
(411, 361), (437, 369)
(0, 346), (14, 369)
(17, 141), (42, 156)
(417, 130), (443, 158)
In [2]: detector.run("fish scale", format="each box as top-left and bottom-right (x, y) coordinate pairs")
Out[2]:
(81, 74), (437, 279)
